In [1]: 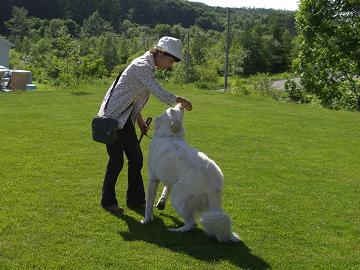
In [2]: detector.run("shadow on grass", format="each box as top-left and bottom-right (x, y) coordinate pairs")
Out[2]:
(115, 212), (270, 269)
(70, 90), (91, 96)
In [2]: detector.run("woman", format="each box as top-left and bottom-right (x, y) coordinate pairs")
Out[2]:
(98, 36), (192, 213)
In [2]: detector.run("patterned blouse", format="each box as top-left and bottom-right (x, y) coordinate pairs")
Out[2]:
(98, 51), (177, 128)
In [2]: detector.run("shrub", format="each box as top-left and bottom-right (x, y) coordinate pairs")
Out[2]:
(110, 63), (129, 78)
(331, 80), (360, 111)
(79, 56), (107, 78)
(229, 77), (251, 96)
(170, 62), (186, 84)
(251, 73), (281, 100)
(155, 69), (172, 82)
(285, 79), (312, 104)
(229, 74), (286, 101)
(194, 65), (219, 89)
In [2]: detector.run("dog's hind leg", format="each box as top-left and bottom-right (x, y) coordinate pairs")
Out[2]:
(155, 186), (171, 210)
(142, 175), (159, 224)
(169, 194), (196, 232)
(168, 209), (196, 232)
(207, 191), (223, 211)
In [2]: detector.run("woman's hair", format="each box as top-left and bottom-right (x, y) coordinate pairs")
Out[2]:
(150, 48), (160, 57)
(150, 49), (179, 62)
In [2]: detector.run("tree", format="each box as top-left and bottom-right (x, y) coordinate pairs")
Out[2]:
(229, 34), (247, 76)
(153, 24), (172, 39)
(117, 34), (130, 63)
(189, 26), (208, 66)
(278, 29), (293, 71)
(295, 0), (360, 110)
(52, 27), (81, 84)
(241, 26), (275, 75)
(99, 33), (120, 73)
(81, 11), (113, 37)
(4, 6), (32, 42)
(118, 20), (141, 38)
(44, 19), (69, 38)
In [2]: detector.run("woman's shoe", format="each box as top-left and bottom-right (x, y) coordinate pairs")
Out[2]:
(126, 202), (146, 209)
(102, 204), (124, 214)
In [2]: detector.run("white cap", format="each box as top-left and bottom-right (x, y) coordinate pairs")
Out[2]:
(155, 36), (182, 62)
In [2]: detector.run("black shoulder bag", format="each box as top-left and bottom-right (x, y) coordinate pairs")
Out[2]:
(91, 73), (132, 145)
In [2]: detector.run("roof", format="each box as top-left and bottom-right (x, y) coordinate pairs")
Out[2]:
(0, 36), (15, 47)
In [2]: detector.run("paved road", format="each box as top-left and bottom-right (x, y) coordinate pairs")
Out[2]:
(272, 78), (300, 90)
(216, 77), (300, 92)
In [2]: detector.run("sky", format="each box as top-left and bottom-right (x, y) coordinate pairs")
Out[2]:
(187, 0), (299, 11)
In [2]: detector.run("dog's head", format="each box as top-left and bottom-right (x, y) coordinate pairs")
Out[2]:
(154, 103), (185, 138)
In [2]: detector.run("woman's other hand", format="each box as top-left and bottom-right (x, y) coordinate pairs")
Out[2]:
(137, 115), (149, 135)
(176, 96), (192, 111)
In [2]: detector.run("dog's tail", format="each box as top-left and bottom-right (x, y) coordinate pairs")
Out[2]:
(200, 210), (240, 243)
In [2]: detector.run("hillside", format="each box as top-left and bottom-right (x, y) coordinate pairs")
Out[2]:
(0, 0), (295, 34)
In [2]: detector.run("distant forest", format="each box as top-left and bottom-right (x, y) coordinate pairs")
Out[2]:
(1, 0), (297, 88)
(2, 0), (358, 111)
(0, 0), (296, 34)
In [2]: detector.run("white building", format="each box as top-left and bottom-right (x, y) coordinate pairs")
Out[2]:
(0, 36), (14, 68)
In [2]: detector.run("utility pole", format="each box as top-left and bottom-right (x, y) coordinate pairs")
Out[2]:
(224, 8), (231, 90)
(185, 29), (190, 84)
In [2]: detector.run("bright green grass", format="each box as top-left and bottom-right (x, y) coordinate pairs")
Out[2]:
(1, 81), (359, 270)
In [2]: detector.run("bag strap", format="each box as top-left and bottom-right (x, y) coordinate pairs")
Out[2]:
(103, 72), (134, 118)
(104, 72), (122, 111)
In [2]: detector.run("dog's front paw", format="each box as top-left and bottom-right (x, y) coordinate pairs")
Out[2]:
(141, 215), (153, 224)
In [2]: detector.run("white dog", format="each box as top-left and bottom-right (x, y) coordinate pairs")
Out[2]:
(142, 104), (240, 242)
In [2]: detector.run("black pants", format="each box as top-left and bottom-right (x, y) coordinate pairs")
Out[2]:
(101, 118), (145, 207)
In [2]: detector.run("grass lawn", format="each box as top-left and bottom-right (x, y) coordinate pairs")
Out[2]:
(1, 81), (359, 269)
